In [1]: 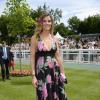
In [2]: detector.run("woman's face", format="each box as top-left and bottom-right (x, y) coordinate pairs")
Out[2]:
(42, 16), (52, 31)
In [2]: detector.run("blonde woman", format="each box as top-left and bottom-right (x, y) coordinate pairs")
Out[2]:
(30, 12), (67, 100)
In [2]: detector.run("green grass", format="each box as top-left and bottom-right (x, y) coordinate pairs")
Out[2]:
(0, 76), (35, 100)
(66, 68), (100, 100)
(0, 65), (100, 100)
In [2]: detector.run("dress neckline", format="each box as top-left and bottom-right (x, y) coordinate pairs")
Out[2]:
(38, 34), (54, 51)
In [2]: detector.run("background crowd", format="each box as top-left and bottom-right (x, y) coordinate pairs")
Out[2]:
(8, 35), (100, 51)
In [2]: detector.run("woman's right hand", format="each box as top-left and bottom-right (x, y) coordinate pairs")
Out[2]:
(32, 76), (38, 88)
(60, 73), (67, 84)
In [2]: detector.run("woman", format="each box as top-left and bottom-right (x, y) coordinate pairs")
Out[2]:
(30, 12), (67, 100)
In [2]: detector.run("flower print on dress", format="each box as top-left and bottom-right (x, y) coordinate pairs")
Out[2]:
(37, 57), (44, 66)
(46, 56), (54, 69)
(54, 72), (59, 82)
(54, 92), (59, 100)
(42, 83), (48, 100)
(35, 36), (67, 100)
(36, 57), (44, 74)
(38, 41), (43, 51)
(48, 60), (54, 69)
(46, 74), (52, 83)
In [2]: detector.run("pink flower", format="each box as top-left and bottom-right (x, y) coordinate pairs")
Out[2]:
(37, 57), (44, 66)
(38, 41), (43, 51)
(54, 92), (59, 100)
(37, 18), (43, 24)
(54, 92), (57, 99)
(47, 75), (52, 83)
(48, 60), (54, 69)
(42, 83), (48, 100)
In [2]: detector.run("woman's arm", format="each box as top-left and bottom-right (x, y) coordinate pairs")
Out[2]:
(30, 35), (36, 76)
(30, 35), (38, 87)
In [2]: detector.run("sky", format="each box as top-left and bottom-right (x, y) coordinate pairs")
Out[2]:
(0, 0), (100, 25)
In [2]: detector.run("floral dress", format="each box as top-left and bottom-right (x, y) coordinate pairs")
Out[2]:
(35, 36), (67, 100)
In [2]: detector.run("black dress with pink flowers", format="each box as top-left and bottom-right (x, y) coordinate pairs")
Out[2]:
(35, 36), (67, 100)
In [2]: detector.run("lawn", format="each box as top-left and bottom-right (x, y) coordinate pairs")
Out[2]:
(0, 64), (100, 100)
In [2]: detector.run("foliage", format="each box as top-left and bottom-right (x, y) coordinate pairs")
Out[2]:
(54, 23), (75, 36)
(0, 0), (100, 42)
(30, 3), (62, 24)
(4, 0), (35, 36)
(68, 16), (81, 34)
(0, 15), (8, 41)
(79, 14), (100, 34)
(68, 14), (100, 34)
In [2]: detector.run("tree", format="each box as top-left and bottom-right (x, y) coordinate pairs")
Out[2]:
(4, 0), (35, 36)
(0, 15), (8, 41)
(30, 4), (62, 24)
(79, 14), (100, 34)
(54, 23), (74, 37)
(3, 0), (35, 74)
(68, 16), (81, 34)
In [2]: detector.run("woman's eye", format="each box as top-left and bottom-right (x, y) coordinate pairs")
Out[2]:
(48, 20), (51, 22)
(43, 20), (51, 23)
(43, 20), (46, 23)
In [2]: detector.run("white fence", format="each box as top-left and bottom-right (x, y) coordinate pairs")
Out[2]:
(61, 49), (100, 64)
(12, 49), (100, 64)
(12, 50), (30, 59)
(12, 50), (30, 64)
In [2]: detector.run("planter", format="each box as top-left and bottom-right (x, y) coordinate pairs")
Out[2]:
(10, 69), (32, 76)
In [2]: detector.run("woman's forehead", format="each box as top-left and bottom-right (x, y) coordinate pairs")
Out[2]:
(43, 16), (51, 20)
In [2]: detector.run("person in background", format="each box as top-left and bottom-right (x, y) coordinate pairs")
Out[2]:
(0, 41), (10, 81)
(30, 12), (67, 100)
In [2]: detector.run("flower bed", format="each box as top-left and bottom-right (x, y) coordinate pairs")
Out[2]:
(10, 69), (32, 76)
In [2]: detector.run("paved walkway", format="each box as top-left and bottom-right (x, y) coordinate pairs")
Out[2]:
(64, 62), (100, 71)
(15, 59), (100, 71)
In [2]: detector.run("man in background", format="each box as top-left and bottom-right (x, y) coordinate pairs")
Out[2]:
(0, 41), (10, 81)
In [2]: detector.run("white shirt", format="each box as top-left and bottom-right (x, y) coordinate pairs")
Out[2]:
(2, 47), (8, 59)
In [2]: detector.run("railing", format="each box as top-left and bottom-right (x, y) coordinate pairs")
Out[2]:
(61, 49), (100, 64)
(12, 49), (30, 59)
(12, 49), (30, 65)
(12, 49), (100, 64)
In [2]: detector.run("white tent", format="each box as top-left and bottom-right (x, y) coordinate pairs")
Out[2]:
(54, 32), (64, 39)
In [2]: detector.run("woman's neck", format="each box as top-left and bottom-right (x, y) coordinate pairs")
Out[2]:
(41, 31), (51, 38)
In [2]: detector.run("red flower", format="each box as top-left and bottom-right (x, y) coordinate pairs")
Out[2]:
(10, 70), (32, 76)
